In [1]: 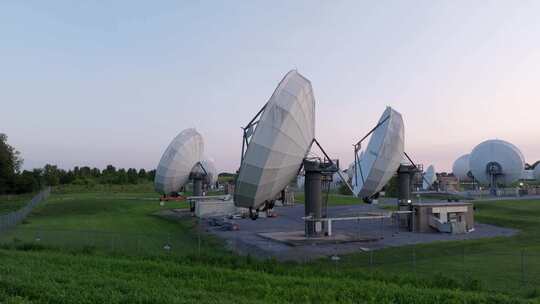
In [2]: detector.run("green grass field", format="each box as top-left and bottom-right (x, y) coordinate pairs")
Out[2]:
(0, 185), (224, 257)
(2, 185), (540, 303)
(336, 199), (540, 297)
(295, 192), (361, 206)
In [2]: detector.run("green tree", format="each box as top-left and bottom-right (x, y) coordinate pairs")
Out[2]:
(73, 166), (80, 178)
(59, 170), (75, 184)
(137, 169), (147, 179)
(31, 168), (45, 188)
(43, 164), (60, 186)
(115, 168), (128, 184)
(103, 165), (116, 175)
(99, 165), (117, 184)
(127, 168), (138, 184)
(0, 133), (23, 194)
(90, 167), (101, 178)
(80, 166), (91, 177)
(147, 169), (156, 181)
(15, 170), (40, 194)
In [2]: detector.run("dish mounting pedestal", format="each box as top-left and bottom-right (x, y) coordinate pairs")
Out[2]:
(304, 159), (338, 237)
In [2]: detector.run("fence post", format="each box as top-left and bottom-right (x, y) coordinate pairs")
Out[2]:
(412, 246), (417, 276)
(462, 246), (466, 285)
(198, 232), (201, 256)
(521, 250), (526, 287)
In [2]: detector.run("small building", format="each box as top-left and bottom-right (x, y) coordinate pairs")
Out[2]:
(412, 202), (474, 234)
(436, 173), (459, 192)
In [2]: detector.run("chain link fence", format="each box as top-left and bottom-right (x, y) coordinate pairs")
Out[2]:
(305, 244), (540, 297)
(0, 227), (538, 294)
(0, 224), (539, 295)
(1, 189), (538, 296)
(0, 188), (51, 233)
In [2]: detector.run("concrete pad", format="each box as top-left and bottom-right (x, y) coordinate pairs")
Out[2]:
(258, 231), (379, 247)
(204, 204), (519, 261)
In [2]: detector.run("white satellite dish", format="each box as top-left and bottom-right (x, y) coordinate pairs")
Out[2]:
(352, 107), (405, 199)
(469, 139), (525, 187)
(154, 128), (204, 194)
(452, 154), (472, 181)
(235, 70), (315, 209)
(423, 165), (436, 190)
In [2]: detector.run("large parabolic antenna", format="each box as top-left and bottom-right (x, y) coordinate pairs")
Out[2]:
(235, 70), (315, 209)
(469, 139), (525, 187)
(154, 128), (204, 194)
(352, 107), (405, 199)
(452, 154), (471, 180)
(423, 165), (436, 190)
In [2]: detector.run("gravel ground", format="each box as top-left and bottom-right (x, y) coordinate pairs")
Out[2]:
(204, 202), (518, 261)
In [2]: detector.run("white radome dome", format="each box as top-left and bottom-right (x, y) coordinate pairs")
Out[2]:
(534, 165), (540, 181)
(469, 139), (525, 186)
(452, 154), (471, 180)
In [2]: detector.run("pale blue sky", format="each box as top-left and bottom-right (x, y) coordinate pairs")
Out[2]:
(2, 1), (540, 173)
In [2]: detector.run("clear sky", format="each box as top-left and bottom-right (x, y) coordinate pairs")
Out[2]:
(2, 1), (540, 173)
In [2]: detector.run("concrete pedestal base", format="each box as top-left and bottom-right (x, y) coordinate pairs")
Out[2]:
(195, 200), (237, 218)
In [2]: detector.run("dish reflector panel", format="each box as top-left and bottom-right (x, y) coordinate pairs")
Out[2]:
(469, 139), (524, 186)
(423, 165), (436, 190)
(154, 128), (204, 194)
(235, 70), (315, 209)
(352, 107), (404, 198)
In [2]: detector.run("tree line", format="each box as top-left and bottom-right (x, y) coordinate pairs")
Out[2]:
(0, 133), (155, 195)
